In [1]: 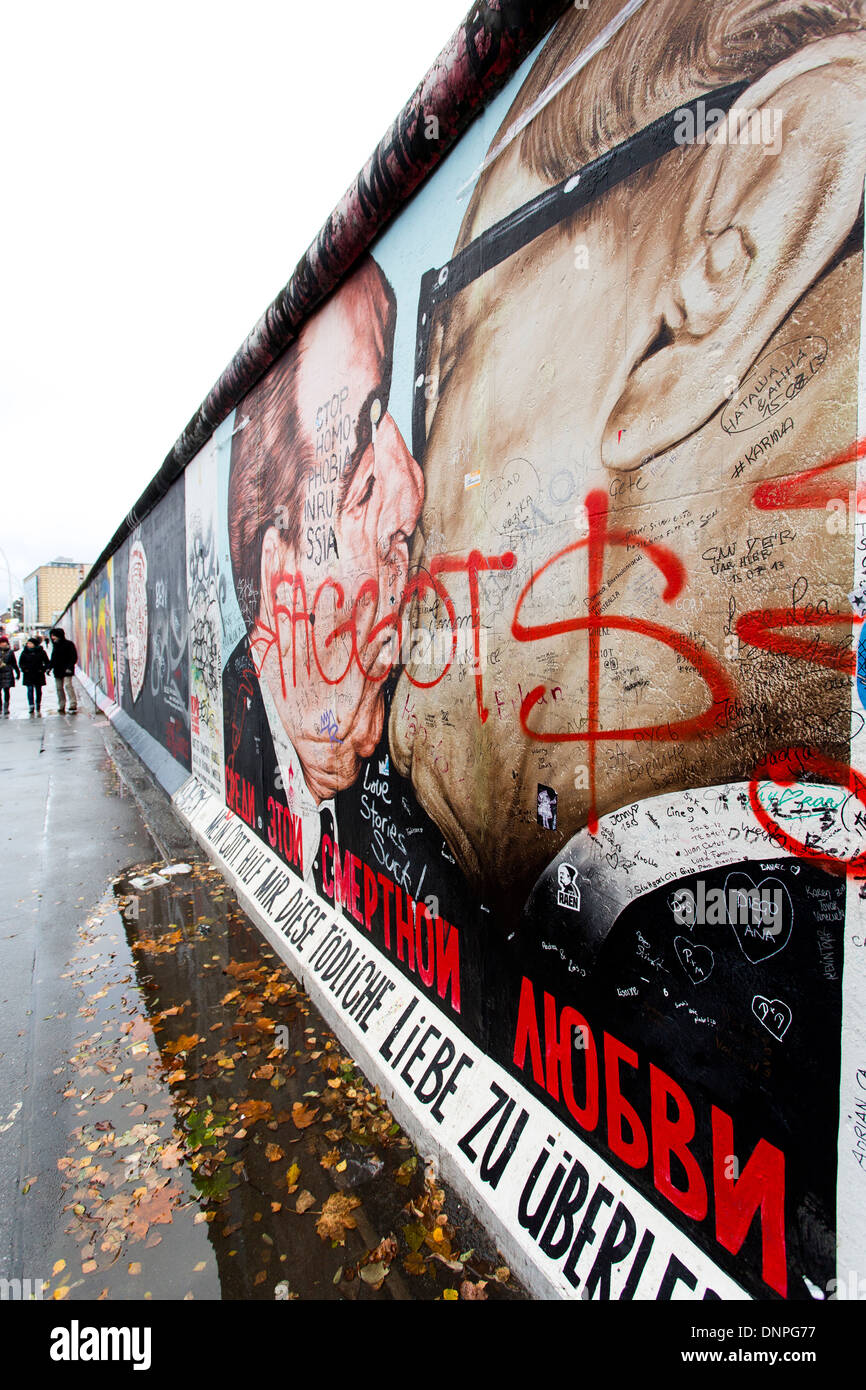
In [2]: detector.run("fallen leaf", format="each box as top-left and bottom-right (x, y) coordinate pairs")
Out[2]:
(292, 1103), (318, 1130)
(371, 1236), (398, 1266)
(159, 1141), (184, 1170)
(316, 1192), (361, 1244)
(265, 1143), (284, 1163)
(295, 1190), (316, 1214)
(238, 1099), (272, 1127)
(395, 1156), (417, 1186)
(359, 1261), (388, 1288)
(52, 1260), (66, 1276)
(460, 1279), (488, 1300)
(163, 1033), (200, 1056)
(127, 1181), (178, 1240)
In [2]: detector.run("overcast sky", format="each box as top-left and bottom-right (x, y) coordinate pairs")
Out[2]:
(0, 0), (473, 608)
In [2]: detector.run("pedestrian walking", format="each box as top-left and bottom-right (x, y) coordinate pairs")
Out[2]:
(19, 636), (50, 712)
(49, 627), (79, 713)
(0, 635), (19, 713)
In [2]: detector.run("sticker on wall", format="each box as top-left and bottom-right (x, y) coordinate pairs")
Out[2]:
(537, 784), (557, 830)
(556, 863), (581, 912)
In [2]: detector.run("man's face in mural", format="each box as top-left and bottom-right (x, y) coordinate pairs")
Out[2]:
(251, 262), (423, 803)
(391, 1), (866, 908)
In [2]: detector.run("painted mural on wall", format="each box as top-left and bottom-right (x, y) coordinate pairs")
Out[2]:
(72, 0), (866, 1300)
(185, 432), (225, 796)
(84, 559), (115, 702)
(70, 592), (87, 676)
(114, 478), (191, 770)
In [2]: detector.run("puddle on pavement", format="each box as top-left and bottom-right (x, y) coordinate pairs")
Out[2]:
(44, 859), (524, 1301)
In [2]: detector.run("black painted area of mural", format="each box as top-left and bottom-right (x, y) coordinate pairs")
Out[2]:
(332, 712), (491, 1037)
(114, 479), (191, 770)
(214, 655), (842, 1299)
(324, 744), (844, 1302)
(222, 640), (267, 842)
(501, 858), (844, 1301)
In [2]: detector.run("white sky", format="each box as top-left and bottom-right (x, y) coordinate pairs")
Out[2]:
(0, 0), (473, 608)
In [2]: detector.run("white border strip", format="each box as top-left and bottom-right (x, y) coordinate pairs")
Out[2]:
(170, 774), (749, 1302)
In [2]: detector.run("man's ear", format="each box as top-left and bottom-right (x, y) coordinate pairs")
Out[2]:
(602, 35), (866, 471)
(259, 525), (295, 641)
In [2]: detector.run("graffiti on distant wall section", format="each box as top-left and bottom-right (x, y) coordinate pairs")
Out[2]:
(69, 0), (866, 1299)
(114, 480), (191, 769)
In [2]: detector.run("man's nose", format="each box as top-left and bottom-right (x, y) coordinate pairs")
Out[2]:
(376, 412), (423, 541)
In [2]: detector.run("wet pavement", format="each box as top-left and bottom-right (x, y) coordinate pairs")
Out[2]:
(0, 682), (526, 1301)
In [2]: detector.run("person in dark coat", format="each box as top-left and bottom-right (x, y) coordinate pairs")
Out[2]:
(49, 627), (78, 712)
(0, 635), (19, 713)
(19, 636), (50, 712)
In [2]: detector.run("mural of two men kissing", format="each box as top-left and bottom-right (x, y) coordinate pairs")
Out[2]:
(222, 0), (866, 1299)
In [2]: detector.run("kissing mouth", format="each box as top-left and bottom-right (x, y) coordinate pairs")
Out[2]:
(364, 626), (400, 679)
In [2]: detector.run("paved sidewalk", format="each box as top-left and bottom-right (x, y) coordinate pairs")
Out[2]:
(0, 682), (523, 1301)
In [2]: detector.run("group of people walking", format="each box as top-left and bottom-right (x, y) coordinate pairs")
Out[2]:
(0, 628), (78, 714)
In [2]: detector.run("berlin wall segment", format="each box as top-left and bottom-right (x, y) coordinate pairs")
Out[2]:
(66, 0), (866, 1300)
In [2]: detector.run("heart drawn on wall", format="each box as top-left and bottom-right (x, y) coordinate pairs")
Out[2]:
(674, 936), (714, 985)
(751, 995), (792, 1041)
(724, 872), (793, 963)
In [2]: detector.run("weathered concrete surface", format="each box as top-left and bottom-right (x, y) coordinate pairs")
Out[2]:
(0, 689), (159, 1284)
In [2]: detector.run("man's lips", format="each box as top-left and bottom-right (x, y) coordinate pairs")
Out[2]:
(365, 626), (399, 677)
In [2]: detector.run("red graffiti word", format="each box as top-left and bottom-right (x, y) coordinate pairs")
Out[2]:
(736, 605), (861, 673)
(513, 975), (787, 1296)
(226, 766), (255, 828)
(321, 835), (460, 1012)
(741, 437), (866, 869)
(252, 552), (515, 728)
(748, 748), (866, 874)
(266, 795), (303, 873)
(752, 436), (866, 511)
(511, 491), (734, 831)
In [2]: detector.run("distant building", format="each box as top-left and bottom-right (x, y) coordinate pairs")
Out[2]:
(22, 558), (90, 629)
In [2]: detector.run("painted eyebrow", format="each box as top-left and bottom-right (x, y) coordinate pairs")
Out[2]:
(339, 383), (387, 510)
